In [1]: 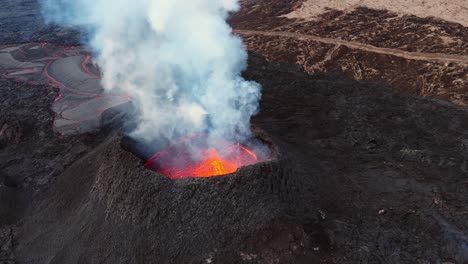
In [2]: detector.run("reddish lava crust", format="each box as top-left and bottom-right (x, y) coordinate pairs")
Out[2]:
(144, 134), (264, 179)
(0, 42), (130, 135)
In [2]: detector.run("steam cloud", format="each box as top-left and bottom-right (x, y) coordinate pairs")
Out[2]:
(41, 0), (261, 146)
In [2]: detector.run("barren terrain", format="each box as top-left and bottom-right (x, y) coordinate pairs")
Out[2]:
(232, 1), (468, 107)
(1, 0), (467, 263)
(285, 0), (468, 27)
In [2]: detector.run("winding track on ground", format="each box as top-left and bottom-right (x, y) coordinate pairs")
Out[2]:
(234, 29), (468, 64)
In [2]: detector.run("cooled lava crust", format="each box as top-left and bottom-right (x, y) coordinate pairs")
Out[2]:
(0, 43), (130, 135)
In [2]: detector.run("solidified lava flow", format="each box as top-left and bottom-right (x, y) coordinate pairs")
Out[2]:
(0, 43), (130, 135)
(145, 134), (262, 179)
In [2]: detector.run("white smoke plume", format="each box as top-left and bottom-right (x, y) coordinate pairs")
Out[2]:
(41, 0), (261, 146)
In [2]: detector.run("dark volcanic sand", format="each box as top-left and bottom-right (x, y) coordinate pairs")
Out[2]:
(1, 0), (468, 263)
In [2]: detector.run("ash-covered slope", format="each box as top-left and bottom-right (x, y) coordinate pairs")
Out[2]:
(2, 54), (466, 263)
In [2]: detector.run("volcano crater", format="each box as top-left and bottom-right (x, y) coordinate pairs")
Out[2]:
(121, 127), (278, 180)
(20, 131), (308, 263)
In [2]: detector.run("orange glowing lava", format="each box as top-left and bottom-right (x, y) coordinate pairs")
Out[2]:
(192, 149), (238, 177)
(144, 135), (260, 179)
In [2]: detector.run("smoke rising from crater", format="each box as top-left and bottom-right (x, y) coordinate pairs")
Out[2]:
(41, 0), (261, 145)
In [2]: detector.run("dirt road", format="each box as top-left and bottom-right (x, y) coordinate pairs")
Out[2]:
(235, 29), (468, 64)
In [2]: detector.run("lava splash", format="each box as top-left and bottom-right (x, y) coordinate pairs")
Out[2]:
(145, 134), (260, 179)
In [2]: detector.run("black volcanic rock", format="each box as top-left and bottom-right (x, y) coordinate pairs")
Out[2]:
(231, 2), (468, 107)
(1, 1), (468, 262)
(0, 0), (83, 45)
(246, 54), (468, 263)
(0, 53), (465, 263)
(16, 134), (315, 263)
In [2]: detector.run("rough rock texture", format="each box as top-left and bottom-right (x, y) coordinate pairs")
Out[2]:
(233, 2), (468, 56)
(0, 78), (115, 263)
(1, 0), (468, 263)
(17, 135), (314, 264)
(285, 0), (468, 28)
(0, 0), (82, 45)
(231, 2), (468, 107)
(0, 79), (110, 193)
(246, 54), (468, 263)
(1, 54), (466, 263)
(0, 227), (16, 264)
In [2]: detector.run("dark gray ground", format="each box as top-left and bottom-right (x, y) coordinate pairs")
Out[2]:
(0, 0), (81, 45)
(1, 0), (467, 263)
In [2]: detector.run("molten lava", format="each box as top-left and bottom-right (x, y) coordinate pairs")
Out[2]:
(145, 135), (260, 179)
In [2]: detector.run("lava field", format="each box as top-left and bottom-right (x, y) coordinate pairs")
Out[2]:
(0, 43), (130, 135)
(1, 0), (467, 263)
